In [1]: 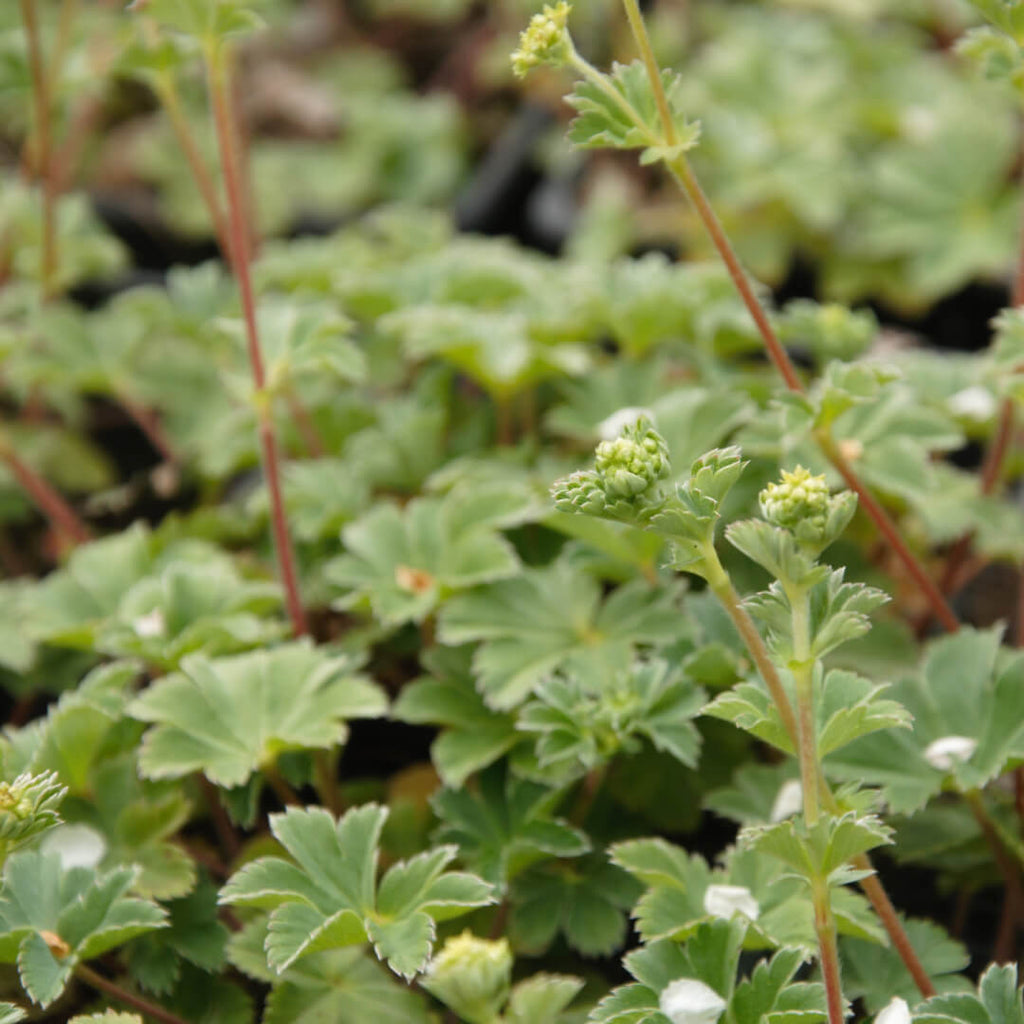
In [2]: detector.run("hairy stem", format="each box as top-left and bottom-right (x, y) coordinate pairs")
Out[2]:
(19, 0), (59, 299)
(703, 546), (936, 996)
(812, 879), (846, 1024)
(702, 544), (799, 745)
(75, 964), (189, 1024)
(205, 42), (308, 637)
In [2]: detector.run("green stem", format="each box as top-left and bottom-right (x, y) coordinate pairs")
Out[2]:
(703, 545), (936, 997)
(18, 0), (59, 299)
(619, 0), (677, 147)
(811, 878), (846, 1024)
(788, 585), (820, 824)
(263, 763), (302, 808)
(701, 542), (800, 750)
(204, 41), (308, 638)
(74, 964), (189, 1024)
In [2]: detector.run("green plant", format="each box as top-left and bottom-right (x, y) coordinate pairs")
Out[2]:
(0, 0), (1022, 1020)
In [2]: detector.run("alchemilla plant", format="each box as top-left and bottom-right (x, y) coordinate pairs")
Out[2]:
(0, 0), (1023, 1021)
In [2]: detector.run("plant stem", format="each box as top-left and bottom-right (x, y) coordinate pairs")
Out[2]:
(702, 544), (799, 746)
(610, 3), (960, 631)
(2, 447), (90, 546)
(121, 394), (178, 465)
(263, 764), (302, 807)
(965, 789), (1024, 961)
(154, 67), (327, 459)
(197, 773), (240, 860)
(703, 546), (936, 996)
(854, 866), (936, 996)
(75, 964), (189, 1024)
(787, 585), (821, 824)
(205, 42), (308, 637)
(816, 429), (960, 634)
(811, 878), (846, 1024)
(155, 73), (233, 258)
(19, 0), (59, 299)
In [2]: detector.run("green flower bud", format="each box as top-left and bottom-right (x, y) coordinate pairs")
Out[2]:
(0, 772), (65, 848)
(422, 930), (513, 1024)
(594, 419), (670, 499)
(511, 2), (574, 79)
(551, 470), (607, 516)
(759, 466), (856, 550)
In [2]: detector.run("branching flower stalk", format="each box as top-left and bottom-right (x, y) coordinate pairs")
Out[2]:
(522, 0), (960, 634)
(551, 425), (936, 1001)
(203, 40), (308, 637)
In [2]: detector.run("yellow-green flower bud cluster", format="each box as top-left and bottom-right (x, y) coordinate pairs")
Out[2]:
(594, 422), (670, 499)
(0, 772), (65, 846)
(422, 930), (512, 1024)
(759, 466), (856, 549)
(511, 2), (573, 79)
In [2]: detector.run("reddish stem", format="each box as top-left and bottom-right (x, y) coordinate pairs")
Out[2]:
(820, 432), (960, 633)
(18, 0), (59, 299)
(206, 44), (308, 637)
(121, 395), (178, 465)
(856, 867), (936, 997)
(156, 73), (327, 458)
(74, 964), (189, 1024)
(3, 448), (90, 546)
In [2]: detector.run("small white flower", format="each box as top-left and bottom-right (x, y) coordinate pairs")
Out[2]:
(876, 996), (911, 1024)
(598, 406), (656, 441)
(41, 823), (107, 870)
(703, 884), (760, 922)
(948, 386), (997, 421)
(132, 608), (166, 638)
(659, 978), (727, 1024)
(924, 735), (978, 771)
(770, 779), (803, 822)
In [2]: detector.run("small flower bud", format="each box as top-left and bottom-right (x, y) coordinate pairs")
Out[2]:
(702, 884), (759, 921)
(551, 470), (607, 515)
(876, 997), (911, 1024)
(923, 735), (977, 771)
(759, 466), (855, 549)
(659, 978), (727, 1024)
(422, 930), (512, 1024)
(511, 2), (574, 79)
(594, 419), (670, 499)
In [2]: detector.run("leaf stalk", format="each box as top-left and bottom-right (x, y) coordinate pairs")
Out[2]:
(74, 964), (189, 1024)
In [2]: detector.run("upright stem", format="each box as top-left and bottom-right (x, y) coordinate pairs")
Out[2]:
(205, 43), (308, 637)
(154, 69), (327, 459)
(19, 0), (59, 299)
(702, 544), (799, 746)
(612, 3), (960, 631)
(74, 964), (189, 1024)
(812, 879), (846, 1024)
(789, 586), (821, 824)
(705, 546), (936, 997)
